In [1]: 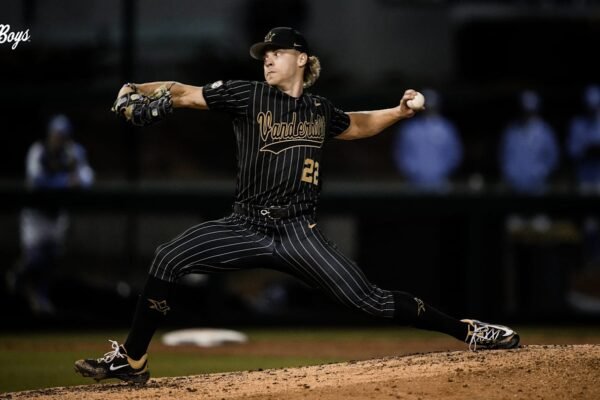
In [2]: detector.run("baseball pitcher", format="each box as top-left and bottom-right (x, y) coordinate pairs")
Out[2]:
(75, 27), (519, 384)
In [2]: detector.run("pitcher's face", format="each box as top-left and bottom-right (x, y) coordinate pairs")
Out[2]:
(263, 49), (306, 87)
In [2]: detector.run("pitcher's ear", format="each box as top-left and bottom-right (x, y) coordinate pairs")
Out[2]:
(298, 53), (308, 67)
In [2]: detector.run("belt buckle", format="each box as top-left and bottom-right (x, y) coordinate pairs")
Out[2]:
(260, 206), (282, 220)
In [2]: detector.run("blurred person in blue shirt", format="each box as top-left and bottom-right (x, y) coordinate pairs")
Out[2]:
(566, 85), (600, 276)
(499, 90), (559, 194)
(393, 89), (462, 191)
(567, 84), (600, 191)
(7, 114), (94, 315)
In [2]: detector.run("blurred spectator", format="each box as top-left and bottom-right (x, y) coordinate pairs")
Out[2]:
(567, 84), (600, 264)
(499, 90), (559, 193)
(392, 88), (463, 191)
(6, 114), (94, 315)
(499, 91), (568, 317)
(567, 84), (600, 192)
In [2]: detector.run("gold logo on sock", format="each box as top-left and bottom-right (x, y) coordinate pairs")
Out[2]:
(414, 297), (426, 316)
(128, 353), (148, 370)
(148, 298), (170, 315)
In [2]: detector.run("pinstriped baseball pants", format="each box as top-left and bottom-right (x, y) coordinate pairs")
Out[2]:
(149, 212), (396, 319)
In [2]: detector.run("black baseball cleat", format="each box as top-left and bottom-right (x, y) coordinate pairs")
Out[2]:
(461, 319), (520, 351)
(74, 340), (150, 384)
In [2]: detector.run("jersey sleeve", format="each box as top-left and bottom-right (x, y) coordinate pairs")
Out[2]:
(325, 99), (350, 139)
(202, 80), (252, 115)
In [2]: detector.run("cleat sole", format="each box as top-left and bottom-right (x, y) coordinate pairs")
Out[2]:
(74, 360), (149, 385)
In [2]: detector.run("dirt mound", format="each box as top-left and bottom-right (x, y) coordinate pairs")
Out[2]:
(7, 345), (600, 400)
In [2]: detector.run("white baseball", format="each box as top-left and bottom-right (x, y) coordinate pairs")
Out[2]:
(407, 92), (425, 110)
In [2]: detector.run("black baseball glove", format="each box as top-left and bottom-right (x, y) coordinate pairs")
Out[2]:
(112, 84), (173, 127)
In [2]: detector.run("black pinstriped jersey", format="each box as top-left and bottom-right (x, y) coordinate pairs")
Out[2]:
(203, 80), (350, 212)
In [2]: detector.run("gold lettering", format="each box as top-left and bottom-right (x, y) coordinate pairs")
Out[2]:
(256, 111), (326, 146)
(257, 111), (271, 142)
(297, 121), (305, 136)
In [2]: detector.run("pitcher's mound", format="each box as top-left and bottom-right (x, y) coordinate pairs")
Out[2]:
(9, 344), (600, 400)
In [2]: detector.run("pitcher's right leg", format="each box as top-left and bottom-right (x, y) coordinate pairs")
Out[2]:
(75, 214), (275, 383)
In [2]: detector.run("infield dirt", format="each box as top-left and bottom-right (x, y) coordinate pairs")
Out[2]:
(7, 344), (599, 400)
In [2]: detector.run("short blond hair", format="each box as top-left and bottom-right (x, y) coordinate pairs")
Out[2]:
(303, 55), (321, 89)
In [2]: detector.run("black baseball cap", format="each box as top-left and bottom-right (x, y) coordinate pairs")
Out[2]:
(249, 27), (310, 60)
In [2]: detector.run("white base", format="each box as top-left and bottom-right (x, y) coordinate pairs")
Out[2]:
(161, 328), (248, 347)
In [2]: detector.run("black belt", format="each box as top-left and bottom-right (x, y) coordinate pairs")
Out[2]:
(233, 202), (307, 220)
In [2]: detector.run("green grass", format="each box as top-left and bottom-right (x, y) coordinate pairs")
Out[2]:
(0, 349), (337, 393)
(235, 326), (445, 341)
(0, 328), (382, 393)
(1, 326), (599, 393)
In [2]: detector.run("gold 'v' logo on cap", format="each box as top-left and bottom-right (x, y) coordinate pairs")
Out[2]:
(265, 32), (275, 42)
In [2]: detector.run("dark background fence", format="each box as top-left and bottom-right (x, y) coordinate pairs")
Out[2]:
(1, 182), (596, 327)
(1, 0), (600, 328)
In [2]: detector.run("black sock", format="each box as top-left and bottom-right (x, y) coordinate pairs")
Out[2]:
(124, 275), (173, 360)
(392, 291), (468, 342)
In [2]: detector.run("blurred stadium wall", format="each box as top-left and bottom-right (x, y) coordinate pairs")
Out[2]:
(1, 0), (600, 327)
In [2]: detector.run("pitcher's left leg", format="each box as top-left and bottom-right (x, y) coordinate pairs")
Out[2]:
(274, 219), (518, 348)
